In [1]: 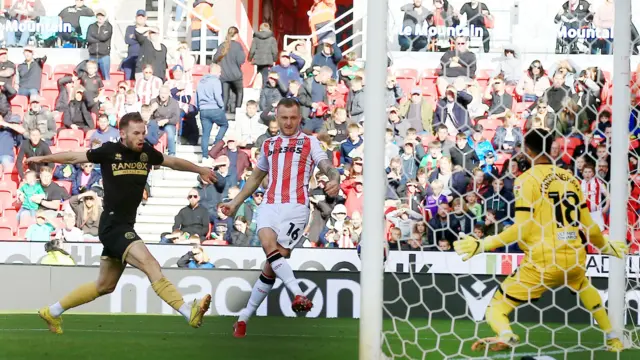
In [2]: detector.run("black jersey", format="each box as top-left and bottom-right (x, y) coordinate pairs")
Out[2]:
(86, 141), (163, 221)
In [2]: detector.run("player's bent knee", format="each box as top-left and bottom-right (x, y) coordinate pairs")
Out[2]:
(96, 280), (118, 295)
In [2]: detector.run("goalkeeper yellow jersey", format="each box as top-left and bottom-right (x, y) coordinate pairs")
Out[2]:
(513, 164), (587, 270)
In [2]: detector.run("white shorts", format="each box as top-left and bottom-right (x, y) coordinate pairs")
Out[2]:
(256, 203), (310, 249)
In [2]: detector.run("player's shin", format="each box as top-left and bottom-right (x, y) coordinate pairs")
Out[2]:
(267, 250), (303, 296)
(238, 272), (276, 323)
(579, 284), (616, 337)
(485, 291), (518, 339)
(151, 277), (190, 320)
(51, 282), (101, 317)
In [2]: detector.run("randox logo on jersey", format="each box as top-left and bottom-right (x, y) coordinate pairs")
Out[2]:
(267, 146), (304, 156)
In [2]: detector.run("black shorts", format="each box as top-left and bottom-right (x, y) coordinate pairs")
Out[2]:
(99, 213), (142, 263)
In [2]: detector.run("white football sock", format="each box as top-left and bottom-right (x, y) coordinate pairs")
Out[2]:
(49, 302), (65, 318)
(238, 274), (275, 323)
(178, 303), (191, 321)
(268, 252), (303, 296)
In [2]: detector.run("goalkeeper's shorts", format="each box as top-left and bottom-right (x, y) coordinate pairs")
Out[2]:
(500, 263), (587, 303)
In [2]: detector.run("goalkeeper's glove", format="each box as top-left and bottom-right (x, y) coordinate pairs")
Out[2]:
(454, 235), (485, 261)
(601, 236), (628, 259)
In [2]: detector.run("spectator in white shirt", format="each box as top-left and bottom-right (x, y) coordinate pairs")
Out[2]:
(118, 90), (142, 119)
(55, 212), (84, 243)
(135, 64), (163, 105)
(237, 100), (266, 148)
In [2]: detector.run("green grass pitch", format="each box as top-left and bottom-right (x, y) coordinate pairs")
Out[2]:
(0, 314), (637, 359)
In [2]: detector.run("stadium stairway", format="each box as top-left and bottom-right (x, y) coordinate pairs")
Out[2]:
(134, 88), (259, 242)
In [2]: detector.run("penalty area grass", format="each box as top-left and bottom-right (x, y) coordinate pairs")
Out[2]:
(0, 314), (637, 360)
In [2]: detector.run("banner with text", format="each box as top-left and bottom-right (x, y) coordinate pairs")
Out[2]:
(1, 242), (639, 277)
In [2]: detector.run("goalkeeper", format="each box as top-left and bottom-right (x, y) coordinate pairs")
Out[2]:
(454, 129), (626, 353)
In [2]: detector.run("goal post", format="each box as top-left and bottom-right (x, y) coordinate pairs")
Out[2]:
(359, 0), (389, 359)
(609, 0), (631, 338)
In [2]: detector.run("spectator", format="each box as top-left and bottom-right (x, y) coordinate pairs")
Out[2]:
(236, 188), (264, 244)
(459, 1), (492, 53)
(135, 64), (163, 105)
(483, 74), (513, 118)
(169, 188), (210, 241)
(405, 180), (426, 213)
(23, 95), (55, 144)
(432, 125), (453, 155)
(308, 0), (337, 48)
(198, 72), (227, 163)
(597, 159), (610, 183)
(17, 170), (44, 221)
(190, 0), (220, 55)
(493, 111), (523, 153)
(592, 0), (614, 55)
(134, 26), (168, 81)
(516, 60), (552, 103)
(574, 132), (598, 163)
(259, 72), (286, 112)
(78, 60), (104, 113)
(53, 162), (77, 181)
(255, 118), (279, 153)
(465, 192), (483, 220)
(63, 87), (94, 131)
(322, 107), (348, 143)
(150, 85), (181, 156)
(405, 128), (427, 160)
(6, 0), (45, 48)
(432, 0), (460, 29)
(420, 141), (443, 172)
(230, 216), (253, 246)
(341, 175), (364, 217)
(468, 124), (496, 165)
(467, 167), (491, 198)
(121, 9), (147, 80)
(209, 132), (251, 185)
(433, 85), (473, 136)
(399, 0), (430, 52)
(384, 74), (404, 109)
(272, 51), (306, 85)
(214, 26), (246, 114)
(451, 197), (476, 235)
(388, 227), (405, 250)
(58, 0), (95, 45)
(387, 106), (410, 146)
(17, 128), (51, 180)
(37, 166), (70, 217)
(173, 42), (196, 87)
(301, 66), (333, 133)
(482, 151), (500, 178)
(212, 203), (233, 241)
(492, 45), (521, 85)
(338, 52), (361, 86)
(466, 81), (489, 120)
(177, 246), (215, 269)
(236, 100), (265, 147)
(399, 87), (434, 133)
(557, 98), (589, 136)
(312, 38), (343, 79)
(573, 69), (600, 123)
(539, 72), (571, 113)
(90, 114), (120, 146)
(55, 75), (75, 113)
(71, 163), (101, 196)
(386, 205), (423, 240)
(139, 104), (159, 146)
(118, 90), (142, 119)
(68, 191), (102, 240)
(249, 23), (278, 86)
(0, 48), (16, 95)
(0, 112), (23, 171)
(346, 76), (365, 123)
(25, 210), (54, 242)
(401, 142), (420, 181)
(525, 97), (556, 132)
(340, 123), (363, 166)
(484, 178), (514, 222)
(436, 36), (477, 94)
(17, 46), (46, 97)
(481, 209), (503, 236)
(581, 163), (609, 230)
(41, 239), (76, 265)
(450, 131), (478, 174)
(428, 202), (461, 249)
(196, 172), (227, 223)
(427, 156), (468, 198)
(325, 78), (346, 112)
(87, 9), (113, 80)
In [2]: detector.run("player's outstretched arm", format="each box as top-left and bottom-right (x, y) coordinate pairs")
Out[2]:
(317, 159), (340, 197)
(162, 155), (217, 184)
(222, 168), (268, 216)
(25, 152), (88, 165)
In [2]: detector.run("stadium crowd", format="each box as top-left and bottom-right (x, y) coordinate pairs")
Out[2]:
(0, 0), (639, 256)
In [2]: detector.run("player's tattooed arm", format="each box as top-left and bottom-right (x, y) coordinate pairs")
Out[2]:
(318, 159), (340, 183)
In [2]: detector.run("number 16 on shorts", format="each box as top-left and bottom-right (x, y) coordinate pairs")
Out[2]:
(283, 222), (303, 248)
(257, 203), (310, 249)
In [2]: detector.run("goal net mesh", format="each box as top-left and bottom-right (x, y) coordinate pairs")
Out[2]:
(375, 1), (640, 359)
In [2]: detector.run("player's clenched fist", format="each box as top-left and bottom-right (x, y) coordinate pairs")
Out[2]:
(454, 236), (483, 262)
(324, 180), (340, 197)
(220, 201), (239, 217)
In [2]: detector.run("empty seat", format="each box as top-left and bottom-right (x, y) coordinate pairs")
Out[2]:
(42, 63), (52, 80)
(52, 64), (76, 82)
(11, 95), (28, 116)
(57, 138), (82, 151)
(0, 217), (16, 239)
(191, 64), (209, 75)
(57, 128), (85, 143)
(477, 118), (503, 130)
(109, 64), (126, 83)
(54, 180), (72, 194)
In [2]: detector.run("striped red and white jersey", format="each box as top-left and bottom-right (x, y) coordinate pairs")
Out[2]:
(257, 132), (328, 205)
(135, 76), (163, 105)
(581, 177), (605, 212)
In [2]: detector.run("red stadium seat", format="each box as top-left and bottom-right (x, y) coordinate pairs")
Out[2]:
(57, 138), (82, 151)
(514, 102), (533, 115)
(476, 69), (492, 89)
(102, 80), (117, 91)
(18, 214), (35, 228)
(477, 118), (502, 130)
(482, 129), (496, 142)
(41, 77), (58, 91)
(495, 152), (511, 173)
(84, 129), (96, 147)
(0, 182), (15, 210)
(42, 88), (58, 109)
(154, 133), (168, 153)
(109, 64), (126, 83)
(42, 63), (52, 80)
(53, 64), (76, 81)
(54, 112), (63, 129)
(191, 64), (209, 75)
(54, 180), (72, 194)
(419, 77), (438, 98)
(0, 218), (15, 240)
(58, 128), (85, 143)
(421, 68), (439, 79)
(11, 95), (28, 116)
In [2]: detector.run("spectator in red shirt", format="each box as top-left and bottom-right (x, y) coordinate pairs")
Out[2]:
(341, 174), (364, 217)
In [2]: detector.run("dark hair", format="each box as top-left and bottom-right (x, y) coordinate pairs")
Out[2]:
(524, 128), (553, 156)
(276, 98), (302, 115)
(527, 60), (544, 80)
(599, 110), (612, 120)
(119, 112), (145, 129)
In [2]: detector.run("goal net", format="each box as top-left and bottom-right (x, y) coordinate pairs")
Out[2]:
(366, 1), (640, 359)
